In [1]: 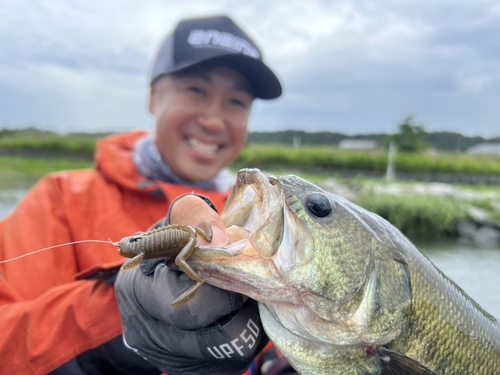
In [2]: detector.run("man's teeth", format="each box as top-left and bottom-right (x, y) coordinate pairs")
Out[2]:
(188, 138), (219, 154)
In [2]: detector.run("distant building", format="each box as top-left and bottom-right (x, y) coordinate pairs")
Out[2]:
(466, 143), (500, 155)
(338, 139), (378, 150)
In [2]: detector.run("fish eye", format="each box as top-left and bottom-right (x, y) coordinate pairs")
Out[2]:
(305, 193), (332, 218)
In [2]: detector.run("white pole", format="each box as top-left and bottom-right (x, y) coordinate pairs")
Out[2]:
(386, 142), (397, 181)
(293, 135), (301, 148)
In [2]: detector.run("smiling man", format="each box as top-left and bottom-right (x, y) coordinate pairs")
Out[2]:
(150, 64), (253, 182)
(133, 15), (281, 190)
(0, 14), (288, 375)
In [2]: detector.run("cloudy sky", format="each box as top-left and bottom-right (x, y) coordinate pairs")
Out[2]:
(1, 0), (499, 137)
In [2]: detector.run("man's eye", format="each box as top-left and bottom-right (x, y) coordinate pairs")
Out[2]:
(189, 86), (205, 96)
(230, 98), (246, 107)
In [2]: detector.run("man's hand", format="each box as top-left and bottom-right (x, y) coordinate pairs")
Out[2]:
(168, 194), (230, 247)
(115, 194), (267, 375)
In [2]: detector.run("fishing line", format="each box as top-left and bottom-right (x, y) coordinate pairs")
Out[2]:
(0, 239), (115, 264)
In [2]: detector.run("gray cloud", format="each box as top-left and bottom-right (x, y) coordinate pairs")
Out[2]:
(251, 1), (500, 136)
(1, 0), (499, 136)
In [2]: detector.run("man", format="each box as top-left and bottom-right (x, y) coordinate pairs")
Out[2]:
(0, 14), (294, 374)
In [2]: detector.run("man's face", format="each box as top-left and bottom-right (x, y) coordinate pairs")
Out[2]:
(149, 65), (253, 182)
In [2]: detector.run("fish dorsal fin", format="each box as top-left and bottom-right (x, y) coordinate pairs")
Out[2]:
(121, 253), (145, 271)
(378, 347), (437, 375)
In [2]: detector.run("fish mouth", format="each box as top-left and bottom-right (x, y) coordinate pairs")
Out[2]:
(189, 169), (286, 288)
(220, 168), (284, 258)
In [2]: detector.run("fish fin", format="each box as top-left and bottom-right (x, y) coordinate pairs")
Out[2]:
(377, 347), (437, 375)
(121, 254), (145, 271)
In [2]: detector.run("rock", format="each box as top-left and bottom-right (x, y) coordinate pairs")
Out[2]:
(468, 207), (500, 228)
(473, 226), (500, 246)
(458, 208), (500, 245)
(456, 220), (477, 241)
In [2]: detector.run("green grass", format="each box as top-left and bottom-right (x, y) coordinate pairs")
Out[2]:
(357, 193), (470, 239)
(0, 132), (100, 158)
(235, 144), (500, 175)
(1, 134), (500, 176)
(0, 156), (93, 174)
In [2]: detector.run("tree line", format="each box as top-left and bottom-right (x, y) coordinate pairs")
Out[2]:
(2, 121), (499, 153)
(249, 117), (500, 152)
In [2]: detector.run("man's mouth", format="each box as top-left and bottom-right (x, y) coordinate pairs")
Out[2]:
(186, 137), (220, 155)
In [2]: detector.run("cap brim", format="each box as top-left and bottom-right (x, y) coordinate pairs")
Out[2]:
(175, 54), (282, 100)
(213, 55), (282, 99)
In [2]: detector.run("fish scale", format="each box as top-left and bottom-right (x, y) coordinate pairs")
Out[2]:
(390, 248), (500, 374)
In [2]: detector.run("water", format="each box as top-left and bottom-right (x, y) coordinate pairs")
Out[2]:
(0, 172), (40, 219)
(419, 242), (500, 320)
(1, 173), (499, 320)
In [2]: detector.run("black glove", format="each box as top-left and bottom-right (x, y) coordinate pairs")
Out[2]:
(115, 194), (268, 375)
(115, 261), (267, 375)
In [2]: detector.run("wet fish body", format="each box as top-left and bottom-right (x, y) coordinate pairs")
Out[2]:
(189, 169), (500, 375)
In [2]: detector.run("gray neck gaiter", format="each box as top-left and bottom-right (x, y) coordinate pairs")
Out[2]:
(133, 135), (234, 192)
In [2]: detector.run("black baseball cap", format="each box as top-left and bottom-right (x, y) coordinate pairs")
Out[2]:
(150, 15), (282, 99)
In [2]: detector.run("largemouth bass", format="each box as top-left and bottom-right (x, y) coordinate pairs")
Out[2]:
(189, 168), (500, 375)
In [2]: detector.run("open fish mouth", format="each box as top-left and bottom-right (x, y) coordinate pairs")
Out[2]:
(189, 169), (291, 302)
(205, 168), (285, 259)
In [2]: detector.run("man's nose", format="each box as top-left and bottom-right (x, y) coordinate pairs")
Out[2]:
(198, 101), (225, 132)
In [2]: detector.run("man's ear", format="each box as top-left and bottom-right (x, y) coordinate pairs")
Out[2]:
(148, 87), (156, 115)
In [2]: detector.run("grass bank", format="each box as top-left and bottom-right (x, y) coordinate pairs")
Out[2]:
(330, 178), (500, 241)
(235, 144), (500, 176)
(1, 136), (499, 241)
(357, 193), (468, 239)
(2, 133), (500, 176)
(0, 155), (93, 175)
(0, 131), (101, 160)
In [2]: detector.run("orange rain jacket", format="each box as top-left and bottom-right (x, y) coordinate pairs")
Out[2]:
(0, 131), (236, 374)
